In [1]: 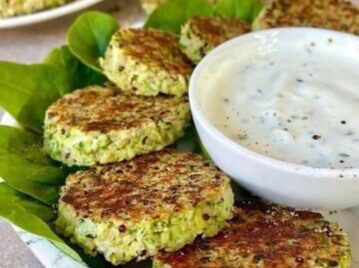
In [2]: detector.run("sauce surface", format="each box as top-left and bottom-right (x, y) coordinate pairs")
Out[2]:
(199, 38), (359, 168)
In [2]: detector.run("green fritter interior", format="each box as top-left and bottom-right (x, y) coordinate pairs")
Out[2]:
(100, 28), (194, 97)
(55, 149), (234, 265)
(154, 201), (351, 268)
(44, 86), (190, 167)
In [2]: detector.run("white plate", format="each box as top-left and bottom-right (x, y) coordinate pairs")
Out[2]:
(1, 111), (359, 267)
(0, 0), (102, 29)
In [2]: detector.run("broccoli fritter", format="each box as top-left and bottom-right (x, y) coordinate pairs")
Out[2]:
(180, 16), (250, 64)
(55, 149), (235, 265)
(44, 86), (190, 166)
(253, 0), (359, 35)
(100, 28), (193, 97)
(154, 201), (351, 268)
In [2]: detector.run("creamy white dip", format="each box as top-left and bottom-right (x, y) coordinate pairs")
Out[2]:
(199, 38), (359, 168)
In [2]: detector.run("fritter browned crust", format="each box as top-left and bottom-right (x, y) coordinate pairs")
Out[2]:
(115, 28), (193, 78)
(179, 16), (250, 63)
(44, 86), (190, 166)
(187, 16), (250, 48)
(46, 86), (188, 133)
(101, 28), (194, 96)
(155, 201), (351, 268)
(60, 148), (231, 222)
(253, 0), (359, 35)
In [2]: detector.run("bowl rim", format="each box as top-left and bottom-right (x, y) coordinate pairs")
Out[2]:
(189, 27), (359, 179)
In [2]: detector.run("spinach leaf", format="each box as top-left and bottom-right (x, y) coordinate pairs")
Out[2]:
(0, 183), (84, 264)
(196, 134), (211, 160)
(214, 0), (264, 22)
(67, 11), (119, 73)
(0, 62), (71, 133)
(145, 0), (264, 34)
(0, 183), (54, 222)
(0, 125), (68, 205)
(175, 122), (212, 161)
(145, 0), (214, 33)
(0, 182), (154, 267)
(45, 46), (106, 89)
(175, 124), (201, 153)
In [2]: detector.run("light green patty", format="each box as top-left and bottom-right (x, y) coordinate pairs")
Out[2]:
(55, 149), (234, 265)
(180, 16), (250, 64)
(154, 201), (351, 268)
(0, 0), (72, 17)
(44, 86), (190, 167)
(100, 28), (193, 97)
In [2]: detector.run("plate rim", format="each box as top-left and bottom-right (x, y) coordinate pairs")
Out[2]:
(0, 0), (103, 29)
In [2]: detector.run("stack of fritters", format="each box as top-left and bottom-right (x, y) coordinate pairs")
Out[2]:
(43, 7), (354, 266)
(46, 28), (195, 167)
(46, 26), (238, 265)
(154, 201), (351, 268)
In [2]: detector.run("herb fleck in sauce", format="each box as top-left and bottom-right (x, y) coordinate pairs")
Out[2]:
(200, 41), (359, 168)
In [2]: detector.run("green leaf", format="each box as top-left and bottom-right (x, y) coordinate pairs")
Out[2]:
(214, 0), (264, 22)
(0, 183), (84, 264)
(0, 62), (71, 133)
(0, 184), (54, 222)
(0, 125), (68, 204)
(175, 122), (212, 160)
(196, 134), (211, 160)
(67, 11), (119, 73)
(175, 124), (201, 153)
(145, 0), (214, 33)
(45, 46), (106, 89)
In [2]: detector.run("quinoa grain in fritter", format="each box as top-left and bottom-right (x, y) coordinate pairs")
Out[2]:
(253, 0), (359, 35)
(44, 86), (190, 166)
(180, 16), (250, 64)
(55, 149), (234, 265)
(154, 201), (351, 268)
(100, 28), (193, 97)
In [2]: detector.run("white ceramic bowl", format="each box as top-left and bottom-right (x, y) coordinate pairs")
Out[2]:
(190, 28), (359, 210)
